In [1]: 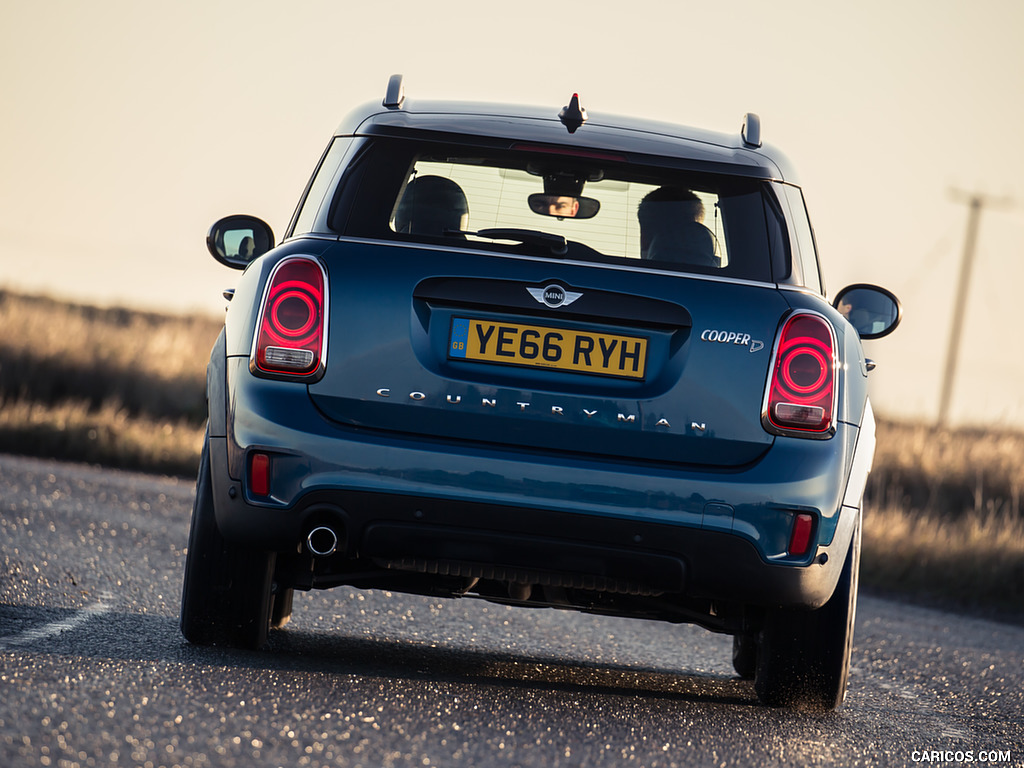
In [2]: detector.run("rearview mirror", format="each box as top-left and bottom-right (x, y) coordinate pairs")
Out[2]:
(833, 284), (901, 339)
(207, 215), (275, 269)
(528, 194), (600, 220)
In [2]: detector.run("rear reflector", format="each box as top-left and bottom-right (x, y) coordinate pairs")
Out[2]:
(250, 452), (270, 497)
(788, 513), (815, 556)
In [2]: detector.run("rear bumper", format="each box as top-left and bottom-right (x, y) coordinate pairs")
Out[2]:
(209, 359), (866, 610)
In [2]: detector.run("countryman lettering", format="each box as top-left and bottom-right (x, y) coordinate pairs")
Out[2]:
(372, 388), (673, 428)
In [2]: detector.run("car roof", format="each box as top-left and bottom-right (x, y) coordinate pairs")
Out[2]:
(334, 78), (799, 183)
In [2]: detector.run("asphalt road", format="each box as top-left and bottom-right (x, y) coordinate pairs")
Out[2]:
(1, 453), (1022, 768)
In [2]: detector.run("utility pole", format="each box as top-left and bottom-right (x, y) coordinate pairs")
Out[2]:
(937, 190), (1012, 427)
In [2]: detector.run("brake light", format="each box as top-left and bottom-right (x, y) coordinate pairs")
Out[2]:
(510, 143), (627, 164)
(764, 312), (836, 436)
(252, 257), (327, 378)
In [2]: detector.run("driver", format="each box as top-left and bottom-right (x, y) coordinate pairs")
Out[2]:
(534, 169), (588, 219)
(545, 196), (580, 218)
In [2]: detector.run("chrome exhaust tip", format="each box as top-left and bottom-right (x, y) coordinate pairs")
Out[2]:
(306, 526), (338, 557)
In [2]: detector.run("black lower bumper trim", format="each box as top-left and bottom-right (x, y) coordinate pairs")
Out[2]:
(363, 523), (685, 596)
(213, 480), (847, 610)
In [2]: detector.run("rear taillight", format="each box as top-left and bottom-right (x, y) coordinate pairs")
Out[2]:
(252, 256), (327, 378)
(763, 312), (836, 437)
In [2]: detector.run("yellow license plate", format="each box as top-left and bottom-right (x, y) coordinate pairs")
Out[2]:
(448, 317), (648, 380)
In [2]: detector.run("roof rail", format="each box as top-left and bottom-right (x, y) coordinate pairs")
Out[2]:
(741, 112), (761, 148)
(383, 74), (405, 109)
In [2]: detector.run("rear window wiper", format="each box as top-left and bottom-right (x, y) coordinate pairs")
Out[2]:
(447, 228), (568, 256)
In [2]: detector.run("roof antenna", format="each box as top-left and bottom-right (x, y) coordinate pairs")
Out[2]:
(384, 74), (405, 109)
(741, 112), (761, 148)
(558, 93), (588, 133)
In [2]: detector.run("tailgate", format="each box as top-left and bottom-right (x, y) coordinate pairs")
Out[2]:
(308, 242), (786, 467)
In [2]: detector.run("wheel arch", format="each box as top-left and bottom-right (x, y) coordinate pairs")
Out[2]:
(206, 327), (228, 439)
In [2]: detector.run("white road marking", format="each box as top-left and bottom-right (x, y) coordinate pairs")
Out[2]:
(0, 592), (114, 649)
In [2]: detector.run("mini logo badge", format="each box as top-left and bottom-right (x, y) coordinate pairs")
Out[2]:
(527, 284), (583, 308)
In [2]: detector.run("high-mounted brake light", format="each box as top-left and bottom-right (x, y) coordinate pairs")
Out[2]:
(763, 312), (837, 437)
(511, 143), (627, 164)
(252, 256), (327, 378)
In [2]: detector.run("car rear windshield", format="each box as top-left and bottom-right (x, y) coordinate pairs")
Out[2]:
(334, 138), (781, 283)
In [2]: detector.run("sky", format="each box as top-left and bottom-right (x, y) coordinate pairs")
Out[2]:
(2, 0), (1023, 427)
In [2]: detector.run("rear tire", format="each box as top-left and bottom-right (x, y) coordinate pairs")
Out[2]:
(732, 634), (758, 680)
(180, 431), (276, 649)
(753, 512), (860, 711)
(270, 587), (294, 629)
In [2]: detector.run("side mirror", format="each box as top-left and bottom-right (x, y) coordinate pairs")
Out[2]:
(833, 284), (901, 339)
(528, 194), (601, 220)
(207, 215), (275, 269)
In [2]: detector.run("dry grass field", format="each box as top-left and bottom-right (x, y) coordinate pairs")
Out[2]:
(865, 420), (1024, 617)
(1, 290), (1021, 618)
(0, 290), (217, 476)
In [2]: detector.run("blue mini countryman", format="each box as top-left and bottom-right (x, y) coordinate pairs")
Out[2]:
(181, 75), (900, 711)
